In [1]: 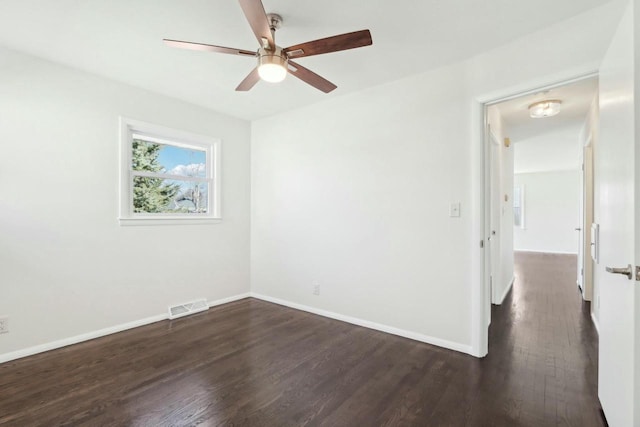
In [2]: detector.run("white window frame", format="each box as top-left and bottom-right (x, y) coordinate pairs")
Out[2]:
(119, 117), (221, 226)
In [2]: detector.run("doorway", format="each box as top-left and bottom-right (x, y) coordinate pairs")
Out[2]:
(485, 76), (598, 313)
(481, 74), (603, 424)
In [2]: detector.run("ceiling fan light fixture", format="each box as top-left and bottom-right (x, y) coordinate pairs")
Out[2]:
(164, 0), (372, 92)
(529, 99), (562, 118)
(257, 47), (288, 83)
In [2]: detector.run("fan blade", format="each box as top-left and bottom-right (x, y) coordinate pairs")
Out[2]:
(287, 61), (337, 93)
(163, 39), (256, 57)
(238, 0), (274, 49)
(236, 68), (261, 91)
(284, 30), (372, 58)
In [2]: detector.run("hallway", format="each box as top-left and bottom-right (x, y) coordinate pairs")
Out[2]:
(484, 251), (603, 426)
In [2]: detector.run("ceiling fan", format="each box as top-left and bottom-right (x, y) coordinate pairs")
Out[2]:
(163, 0), (372, 93)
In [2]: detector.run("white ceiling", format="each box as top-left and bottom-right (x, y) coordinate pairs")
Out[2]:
(494, 77), (598, 142)
(0, 0), (613, 120)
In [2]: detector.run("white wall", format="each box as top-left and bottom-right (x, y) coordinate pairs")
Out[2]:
(251, 3), (623, 354)
(512, 128), (581, 254)
(0, 47), (251, 359)
(252, 63), (474, 350)
(514, 130), (582, 173)
(514, 171), (580, 254)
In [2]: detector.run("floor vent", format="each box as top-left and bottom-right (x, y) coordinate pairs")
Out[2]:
(168, 298), (209, 320)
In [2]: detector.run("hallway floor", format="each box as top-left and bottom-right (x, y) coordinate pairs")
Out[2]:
(485, 251), (603, 426)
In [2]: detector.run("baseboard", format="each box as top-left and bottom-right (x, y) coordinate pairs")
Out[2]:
(250, 292), (474, 356)
(514, 249), (578, 255)
(207, 293), (251, 308)
(496, 276), (515, 305)
(0, 292), (250, 365)
(591, 312), (600, 334)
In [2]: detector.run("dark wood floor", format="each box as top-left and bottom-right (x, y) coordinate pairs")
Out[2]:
(0, 252), (602, 426)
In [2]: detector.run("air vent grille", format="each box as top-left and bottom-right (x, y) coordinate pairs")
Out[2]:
(168, 299), (209, 320)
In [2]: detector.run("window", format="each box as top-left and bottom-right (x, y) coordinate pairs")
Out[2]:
(119, 118), (221, 225)
(513, 185), (524, 229)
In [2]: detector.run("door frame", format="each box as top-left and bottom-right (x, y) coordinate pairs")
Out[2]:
(470, 71), (599, 357)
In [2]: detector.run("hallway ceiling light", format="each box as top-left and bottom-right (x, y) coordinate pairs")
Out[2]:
(528, 99), (562, 118)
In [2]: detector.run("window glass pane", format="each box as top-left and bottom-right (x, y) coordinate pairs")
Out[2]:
(132, 139), (206, 177)
(171, 180), (208, 213)
(133, 177), (208, 214)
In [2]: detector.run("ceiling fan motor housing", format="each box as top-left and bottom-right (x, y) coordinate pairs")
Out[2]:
(258, 46), (287, 63)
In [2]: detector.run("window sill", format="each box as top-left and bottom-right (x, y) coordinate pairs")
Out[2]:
(119, 217), (222, 226)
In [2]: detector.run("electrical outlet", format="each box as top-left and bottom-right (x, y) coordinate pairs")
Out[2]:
(0, 316), (8, 334)
(312, 281), (320, 296)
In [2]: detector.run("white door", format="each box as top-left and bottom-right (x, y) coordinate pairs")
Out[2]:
(577, 152), (585, 292)
(596, 2), (637, 425)
(489, 133), (501, 304)
(583, 145), (595, 301)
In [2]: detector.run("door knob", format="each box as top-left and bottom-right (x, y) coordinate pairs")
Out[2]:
(605, 264), (633, 280)
(575, 227), (582, 231)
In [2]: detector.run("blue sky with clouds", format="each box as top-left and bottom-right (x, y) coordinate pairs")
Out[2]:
(157, 144), (206, 177)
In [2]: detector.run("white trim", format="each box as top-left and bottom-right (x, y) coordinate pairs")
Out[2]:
(119, 217), (222, 226)
(480, 71), (598, 106)
(470, 100), (489, 358)
(0, 314), (166, 365)
(131, 170), (210, 182)
(514, 249), (578, 255)
(0, 293), (250, 365)
(591, 312), (600, 334)
(208, 292), (251, 306)
(489, 128), (501, 146)
(130, 132), (211, 151)
(496, 276), (515, 305)
(514, 168), (581, 175)
(250, 293), (474, 356)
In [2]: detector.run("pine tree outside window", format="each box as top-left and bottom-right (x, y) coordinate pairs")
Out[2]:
(119, 118), (221, 225)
